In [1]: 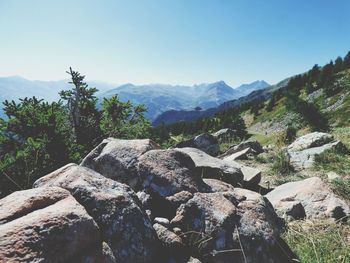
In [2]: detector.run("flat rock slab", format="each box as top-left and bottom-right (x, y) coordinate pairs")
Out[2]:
(220, 140), (263, 158)
(287, 132), (334, 152)
(176, 147), (243, 186)
(81, 138), (160, 189)
(265, 177), (350, 221)
(223, 147), (255, 161)
(288, 141), (345, 170)
(0, 187), (108, 263)
(34, 163), (157, 263)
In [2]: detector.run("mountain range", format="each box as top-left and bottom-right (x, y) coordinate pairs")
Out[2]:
(0, 76), (269, 121)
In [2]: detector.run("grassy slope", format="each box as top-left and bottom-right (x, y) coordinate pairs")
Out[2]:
(236, 71), (350, 262)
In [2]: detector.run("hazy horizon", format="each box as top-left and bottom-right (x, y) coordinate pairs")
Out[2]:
(1, 0), (350, 87)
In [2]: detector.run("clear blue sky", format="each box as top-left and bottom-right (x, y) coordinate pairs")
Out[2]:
(0, 0), (349, 87)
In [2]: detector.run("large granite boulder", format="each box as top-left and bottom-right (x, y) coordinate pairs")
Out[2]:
(34, 163), (158, 263)
(176, 147), (243, 186)
(170, 189), (294, 263)
(287, 132), (334, 152)
(81, 138), (160, 189)
(138, 149), (210, 198)
(266, 177), (350, 221)
(212, 128), (237, 143)
(288, 141), (347, 170)
(176, 133), (220, 156)
(0, 187), (111, 262)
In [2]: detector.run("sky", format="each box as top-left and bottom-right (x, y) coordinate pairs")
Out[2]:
(0, 0), (350, 87)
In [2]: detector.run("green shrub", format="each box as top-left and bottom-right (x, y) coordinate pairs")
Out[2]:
(271, 150), (294, 175)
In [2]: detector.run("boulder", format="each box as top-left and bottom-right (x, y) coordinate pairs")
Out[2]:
(240, 166), (262, 187)
(266, 177), (350, 221)
(153, 223), (184, 251)
(0, 187), (110, 262)
(212, 128), (237, 143)
(203, 178), (235, 193)
(287, 132), (334, 152)
(138, 149), (210, 198)
(33, 163), (157, 263)
(81, 138), (160, 189)
(170, 189), (293, 263)
(154, 217), (170, 227)
(176, 147), (243, 186)
(288, 141), (346, 170)
(222, 147), (255, 161)
(220, 140), (263, 158)
(176, 133), (220, 156)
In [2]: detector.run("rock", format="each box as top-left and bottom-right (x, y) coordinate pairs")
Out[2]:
(34, 163), (157, 263)
(223, 147), (255, 161)
(266, 177), (350, 221)
(171, 189), (293, 263)
(220, 140), (263, 158)
(203, 178), (235, 192)
(154, 217), (170, 227)
(187, 257), (202, 263)
(166, 191), (194, 210)
(137, 190), (152, 207)
(153, 223), (187, 262)
(81, 138), (160, 189)
(176, 147), (243, 186)
(153, 223), (184, 250)
(212, 128), (237, 143)
(0, 187), (108, 262)
(287, 132), (334, 152)
(138, 149), (210, 198)
(288, 141), (346, 170)
(240, 166), (262, 187)
(327, 171), (341, 181)
(176, 133), (220, 156)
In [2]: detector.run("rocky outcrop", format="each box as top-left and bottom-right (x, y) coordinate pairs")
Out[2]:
(170, 189), (293, 263)
(287, 132), (347, 170)
(176, 147), (244, 186)
(220, 140), (263, 158)
(266, 177), (350, 221)
(33, 163), (157, 263)
(0, 187), (111, 263)
(0, 136), (303, 263)
(81, 138), (160, 189)
(287, 132), (334, 152)
(212, 128), (237, 143)
(176, 133), (220, 156)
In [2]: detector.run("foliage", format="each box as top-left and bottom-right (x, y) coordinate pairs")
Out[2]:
(60, 67), (102, 153)
(331, 178), (350, 203)
(0, 68), (150, 198)
(271, 150), (294, 175)
(101, 95), (151, 139)
(282, 124), (297, 144)
(151, 108), (248, 146)
(313, 148), (350, 175)
(0, 98), (72, 196)
(283, 220), (350, 263)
